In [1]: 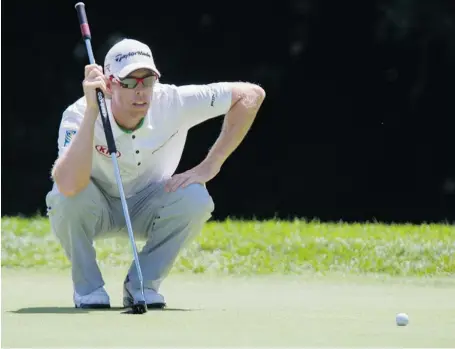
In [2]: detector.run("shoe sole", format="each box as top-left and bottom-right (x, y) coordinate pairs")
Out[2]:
(147, 302), (166, 309)
(76, 303), (111, 309)
(123, 297), (166, 309)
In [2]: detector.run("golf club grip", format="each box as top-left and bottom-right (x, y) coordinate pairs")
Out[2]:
(75, 2), (91, 39)
(96, 89), (118, 154)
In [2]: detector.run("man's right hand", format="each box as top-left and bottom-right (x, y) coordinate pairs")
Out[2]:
(83, 64), (108, 113)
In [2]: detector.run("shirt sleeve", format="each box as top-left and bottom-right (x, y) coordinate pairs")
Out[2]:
(56, 99), (85, 158)
(175, 82), (232, 129)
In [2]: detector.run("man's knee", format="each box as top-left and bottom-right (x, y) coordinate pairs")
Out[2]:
(173, 183), (214, 218)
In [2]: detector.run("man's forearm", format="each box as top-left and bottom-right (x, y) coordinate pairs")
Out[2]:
(52, 109), (98, 196)
(202, 85), (265, 169)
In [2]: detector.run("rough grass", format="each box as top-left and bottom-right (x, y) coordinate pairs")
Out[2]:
(1, 216), (454, 277)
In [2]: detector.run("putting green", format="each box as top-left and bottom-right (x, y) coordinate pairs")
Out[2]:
(2, 268), (455, 347)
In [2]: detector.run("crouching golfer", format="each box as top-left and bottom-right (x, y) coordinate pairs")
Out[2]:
(45, 38), (265, 309)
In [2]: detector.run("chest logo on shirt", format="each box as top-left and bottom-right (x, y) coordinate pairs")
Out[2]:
(95, 145), (121, 158)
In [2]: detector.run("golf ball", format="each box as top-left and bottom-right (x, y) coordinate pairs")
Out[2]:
(396, 313), (409, 326)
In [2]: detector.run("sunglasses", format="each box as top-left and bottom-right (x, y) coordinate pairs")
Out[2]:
(110, 75), (157, 89)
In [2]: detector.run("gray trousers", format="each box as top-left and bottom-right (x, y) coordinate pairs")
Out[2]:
(45, 180), (214, 296)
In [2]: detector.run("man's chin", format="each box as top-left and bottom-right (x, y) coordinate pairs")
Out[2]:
(130, 108), (149, 118)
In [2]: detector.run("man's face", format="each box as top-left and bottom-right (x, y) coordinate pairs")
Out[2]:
(109, 68), (157, 122)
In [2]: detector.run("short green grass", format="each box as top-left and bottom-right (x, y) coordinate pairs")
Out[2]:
(3, 269), (455, 348)
(2, 216), (454, 277)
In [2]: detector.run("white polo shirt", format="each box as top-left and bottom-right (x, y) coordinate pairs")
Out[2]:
(51, 82), (232, 198)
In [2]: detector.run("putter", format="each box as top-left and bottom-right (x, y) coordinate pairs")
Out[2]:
(74, 2), (147, 315)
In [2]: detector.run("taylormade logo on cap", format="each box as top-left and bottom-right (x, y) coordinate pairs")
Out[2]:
(115, 51), (152, 63)
(104, 38), (161, 78)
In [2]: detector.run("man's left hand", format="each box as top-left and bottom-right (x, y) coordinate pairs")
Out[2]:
(165, 162), (221, 192)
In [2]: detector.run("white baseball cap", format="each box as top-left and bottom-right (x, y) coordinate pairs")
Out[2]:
(104, 38), (161, 79)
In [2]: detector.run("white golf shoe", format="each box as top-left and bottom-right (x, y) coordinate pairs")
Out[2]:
(74, 286), (111, 309)
(123, 279), (166, 309)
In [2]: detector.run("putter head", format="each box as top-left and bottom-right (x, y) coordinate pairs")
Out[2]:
(131, 300), (147, 314)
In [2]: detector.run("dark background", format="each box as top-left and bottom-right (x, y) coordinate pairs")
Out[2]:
(2, 0), (455, 223)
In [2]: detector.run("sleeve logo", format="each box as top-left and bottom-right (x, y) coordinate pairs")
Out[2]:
(210, 89), (217, 107)
(64, 130), (77, 147)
